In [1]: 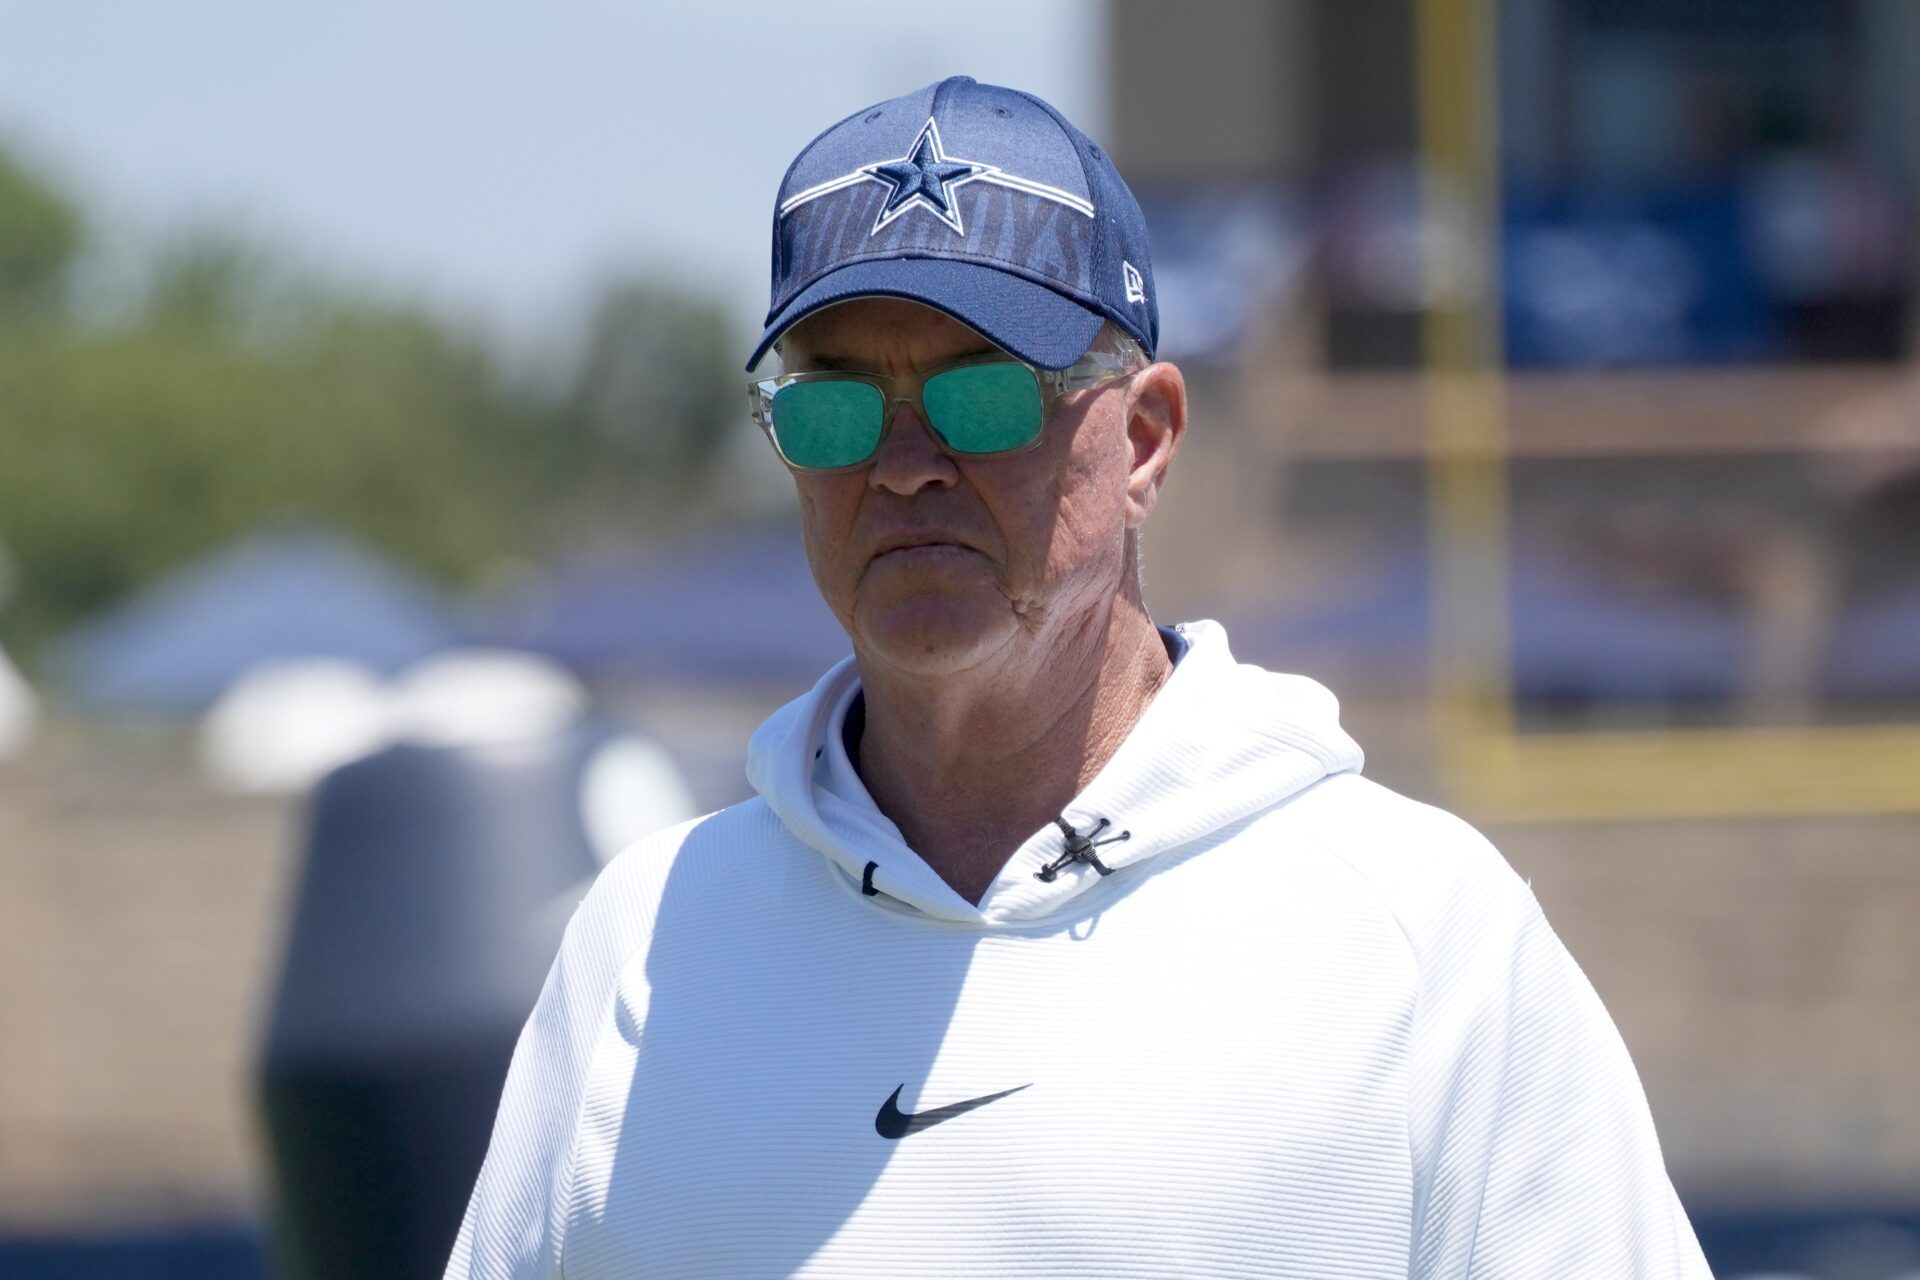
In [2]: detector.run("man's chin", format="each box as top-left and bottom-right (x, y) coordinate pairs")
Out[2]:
(851, 593), (1015, 677)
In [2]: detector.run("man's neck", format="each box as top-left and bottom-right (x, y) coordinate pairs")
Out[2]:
(850, 601), (1173, 907)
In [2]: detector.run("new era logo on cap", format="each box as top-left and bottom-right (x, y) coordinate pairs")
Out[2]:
(750, 76), (1159, 372)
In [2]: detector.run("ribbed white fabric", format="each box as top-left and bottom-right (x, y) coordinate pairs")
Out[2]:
(446, 620), (1711, 1279)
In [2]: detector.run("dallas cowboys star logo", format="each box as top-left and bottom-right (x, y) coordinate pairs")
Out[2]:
(777, 116), (1096, 236)
(861, 118), (986, 236)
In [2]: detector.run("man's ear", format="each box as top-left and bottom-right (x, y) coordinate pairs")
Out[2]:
(1123, 362), (1187, 529)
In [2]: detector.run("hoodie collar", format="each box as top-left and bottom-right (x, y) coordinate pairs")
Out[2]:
(745, 620), (1364, 928)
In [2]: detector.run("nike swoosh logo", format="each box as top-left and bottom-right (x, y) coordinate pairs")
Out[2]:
(875, 1082), (1031, 1140)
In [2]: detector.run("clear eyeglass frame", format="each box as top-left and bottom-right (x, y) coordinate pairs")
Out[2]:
(746, 336), (1148, 474)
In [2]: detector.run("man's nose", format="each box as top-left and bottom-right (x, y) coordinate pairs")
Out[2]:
(867, 399), (959, 496)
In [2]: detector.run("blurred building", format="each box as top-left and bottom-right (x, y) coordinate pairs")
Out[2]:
(1109, 0), (1920, 1229)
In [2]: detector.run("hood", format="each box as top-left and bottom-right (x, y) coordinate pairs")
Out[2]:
(745, 620), (1364, 928)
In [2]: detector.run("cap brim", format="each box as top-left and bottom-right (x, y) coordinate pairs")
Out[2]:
(746, 258), (1105, 372)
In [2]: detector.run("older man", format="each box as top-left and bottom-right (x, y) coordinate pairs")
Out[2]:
(447, 77), (1710, 1279)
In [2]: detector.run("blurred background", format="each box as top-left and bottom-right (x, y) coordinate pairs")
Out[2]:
(1, 0), (1917, 1276)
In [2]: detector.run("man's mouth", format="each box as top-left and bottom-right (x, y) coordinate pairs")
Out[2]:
(875, 543), (973, 565)
(871, 536), (976, 561)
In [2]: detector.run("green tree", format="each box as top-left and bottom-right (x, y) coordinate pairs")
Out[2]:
(0, 145), (80, 314)
(0, 138), (745, 666)
(565, 276), (740, 528)
(0, 222), (555, 657)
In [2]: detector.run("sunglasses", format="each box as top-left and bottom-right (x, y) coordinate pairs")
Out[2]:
(747, 342), (1145, 473)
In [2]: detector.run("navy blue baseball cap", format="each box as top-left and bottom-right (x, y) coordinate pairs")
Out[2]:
(748, 76), (1158, 372)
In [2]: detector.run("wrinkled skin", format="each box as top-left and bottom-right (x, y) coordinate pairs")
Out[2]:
(774, 297), (1187, 905)
(778, 299), (1176, 677)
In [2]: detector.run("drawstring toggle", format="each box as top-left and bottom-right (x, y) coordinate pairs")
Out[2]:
(1034, 816), (1131, 882)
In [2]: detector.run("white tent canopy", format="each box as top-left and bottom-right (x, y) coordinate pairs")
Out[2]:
(0, 644), (36, 760)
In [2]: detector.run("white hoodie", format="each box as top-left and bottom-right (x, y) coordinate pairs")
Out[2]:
(447, 621), (1711, 1279)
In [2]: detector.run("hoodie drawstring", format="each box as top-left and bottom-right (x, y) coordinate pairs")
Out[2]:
(1035, 816), (1131, 882)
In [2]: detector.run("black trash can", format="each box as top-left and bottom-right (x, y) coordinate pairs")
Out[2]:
(257, 722), (629, 1280)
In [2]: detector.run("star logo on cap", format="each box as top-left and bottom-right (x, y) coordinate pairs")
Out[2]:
(860, 118), (987, 237)
(775, 116), (1095, 232)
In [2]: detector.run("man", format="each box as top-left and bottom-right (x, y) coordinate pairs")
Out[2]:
(446, 77), (1711, 1278)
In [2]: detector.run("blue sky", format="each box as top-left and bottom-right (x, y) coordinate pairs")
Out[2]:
(0, 0), (1104, 347)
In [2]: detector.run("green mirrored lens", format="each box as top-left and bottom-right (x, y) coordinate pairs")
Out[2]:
(771, 380), (885, 468)
(921, 363), (1044, 454)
